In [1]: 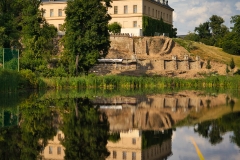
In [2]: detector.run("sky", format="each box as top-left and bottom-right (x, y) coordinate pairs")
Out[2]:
(170, 126), (240, 160)
(168, 0), (240, 35)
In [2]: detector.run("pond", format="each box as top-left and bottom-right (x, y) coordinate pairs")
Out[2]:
(0, 89), (239, 160)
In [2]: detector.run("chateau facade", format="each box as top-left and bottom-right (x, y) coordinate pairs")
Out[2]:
(41, 0), (174, 36)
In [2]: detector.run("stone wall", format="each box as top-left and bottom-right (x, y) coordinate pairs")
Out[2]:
(90, 36), (202, 74)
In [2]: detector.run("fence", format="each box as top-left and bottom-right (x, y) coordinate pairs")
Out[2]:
(0, 48), (19, 71)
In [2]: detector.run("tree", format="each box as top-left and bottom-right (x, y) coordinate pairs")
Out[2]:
(209, 15), (229, 47)
(0, 0), (23, 48)
(62, 0), (112, 75)
(230, 58), (235, 70)
(20, 0), (57, 75)
(222, 15), (240, 55)
(172, 27), (177, 38)
(194, 22), (211, 39)
(184, 32), (200, 42)
(108, 22), (121, 33)
(206, 60), (211, 69)
(230, 15), (240, 36)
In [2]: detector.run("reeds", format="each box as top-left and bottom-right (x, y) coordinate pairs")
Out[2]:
(40, 75), (240, 90)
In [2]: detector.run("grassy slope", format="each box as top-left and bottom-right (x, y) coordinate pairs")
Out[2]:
(173, 38), (240, 67)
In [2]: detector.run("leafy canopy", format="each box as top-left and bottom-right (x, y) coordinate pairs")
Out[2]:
(108, 22), (121, 33)
(62, 0), (112, 75)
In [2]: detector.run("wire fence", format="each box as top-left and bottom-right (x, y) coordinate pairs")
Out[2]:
(0, 48), (19, 71)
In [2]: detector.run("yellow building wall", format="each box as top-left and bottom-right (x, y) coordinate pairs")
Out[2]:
(41, 0), (173, 35)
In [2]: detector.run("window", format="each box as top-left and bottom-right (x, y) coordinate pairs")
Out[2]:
(133, 5), (137, 13)
(132, 152), (136, 160)
(158, 11), (160, 18)
(50, 9), (54, 17)
(152, 9), (154, 17)
(114, 6), (118, 14)
(156, 10), (157, 17)
(57, 147), (61, 155)
(49, 146), (53, 154)
(148, 7), (150, 15)
(144, 6), (146, 14)
(133, 21), (137, 28)
(167, 14), (168, 21)
(124, 5), (128, 14)
(132, 138), (136, 144)
(113, 151), (117, 159)
(58, 9), (62, 16)
(123, 151), (127, 160)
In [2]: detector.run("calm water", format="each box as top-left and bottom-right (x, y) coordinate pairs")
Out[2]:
(0, 90), (239, 160)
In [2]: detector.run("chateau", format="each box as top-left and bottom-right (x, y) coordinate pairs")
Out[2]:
(41, 0), (174, 36)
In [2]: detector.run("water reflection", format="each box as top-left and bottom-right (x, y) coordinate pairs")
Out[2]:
(0, 91), (240, 160)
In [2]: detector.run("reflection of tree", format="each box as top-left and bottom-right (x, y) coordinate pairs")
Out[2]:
(194, 112), (240, 147)
(60, 98), (110, 160)
(19, 102), (57, 159)
(109, 132), (120, 143)
(0, 127), (21, 159)
(142, 128), (173, 149)
(0, 99), (57, 159)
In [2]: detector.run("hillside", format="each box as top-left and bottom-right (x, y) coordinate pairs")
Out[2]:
(173, 38), (240, 67)
(101, 36), (238, 78)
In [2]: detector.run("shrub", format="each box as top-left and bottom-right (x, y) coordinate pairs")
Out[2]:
(206, 60), (212, 69)
(108, 22), (121, 33)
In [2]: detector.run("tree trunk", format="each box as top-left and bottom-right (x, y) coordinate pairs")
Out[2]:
(75, 53), (79, 76)
(74, 98), (79, 118)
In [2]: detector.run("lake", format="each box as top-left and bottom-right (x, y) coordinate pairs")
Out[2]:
(0, 89), (239, 160)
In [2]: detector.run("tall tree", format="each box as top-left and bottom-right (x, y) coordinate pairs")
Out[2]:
(194, 22), (211, 39)
(209, 15), (229, 46)
(62, 0), (112, 75)
(0, 0), (23, 48)
(222, 15), (240, 55)
(20, 0), (57, 74)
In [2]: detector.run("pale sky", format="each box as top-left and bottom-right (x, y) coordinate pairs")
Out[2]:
(168, 0), (240, 35)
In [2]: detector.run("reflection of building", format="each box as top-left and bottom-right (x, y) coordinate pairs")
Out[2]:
(107, 130), (142, 160)
(41, 130), (65, 160)
(41, 0), (174, 36)
(107, 129), (172, 160)
(41, 129), (172, 160)
(95, 93), (228, 131)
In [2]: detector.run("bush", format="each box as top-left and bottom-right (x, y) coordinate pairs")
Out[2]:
(108, 22), (121, 33)
(206, 60), (212, 69)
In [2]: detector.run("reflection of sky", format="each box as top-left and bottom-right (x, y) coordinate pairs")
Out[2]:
(169, 126), (240, 160)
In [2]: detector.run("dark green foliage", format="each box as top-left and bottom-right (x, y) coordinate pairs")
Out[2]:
(108, 22), (121, 33)
(226, 64), (230, 74)
(108, 132), (120, 143)
(142, 129), (173, 149)
(0, 97), (58, 160)
(20, 0), (57, 75)
(230, 58), (235, 69)
(194, 112), (240, 146)
(222, 15), (240, 55)
(61, 98), (110, 160)
(62, 0), (112, 75)
(209, 15), (229, 47)
(194, 22), (211, 39)
(142, 16), (176, 37)
(206, 60), (211, 69)
(184, 32), (200, 42)
(0, 0), (23, 48)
